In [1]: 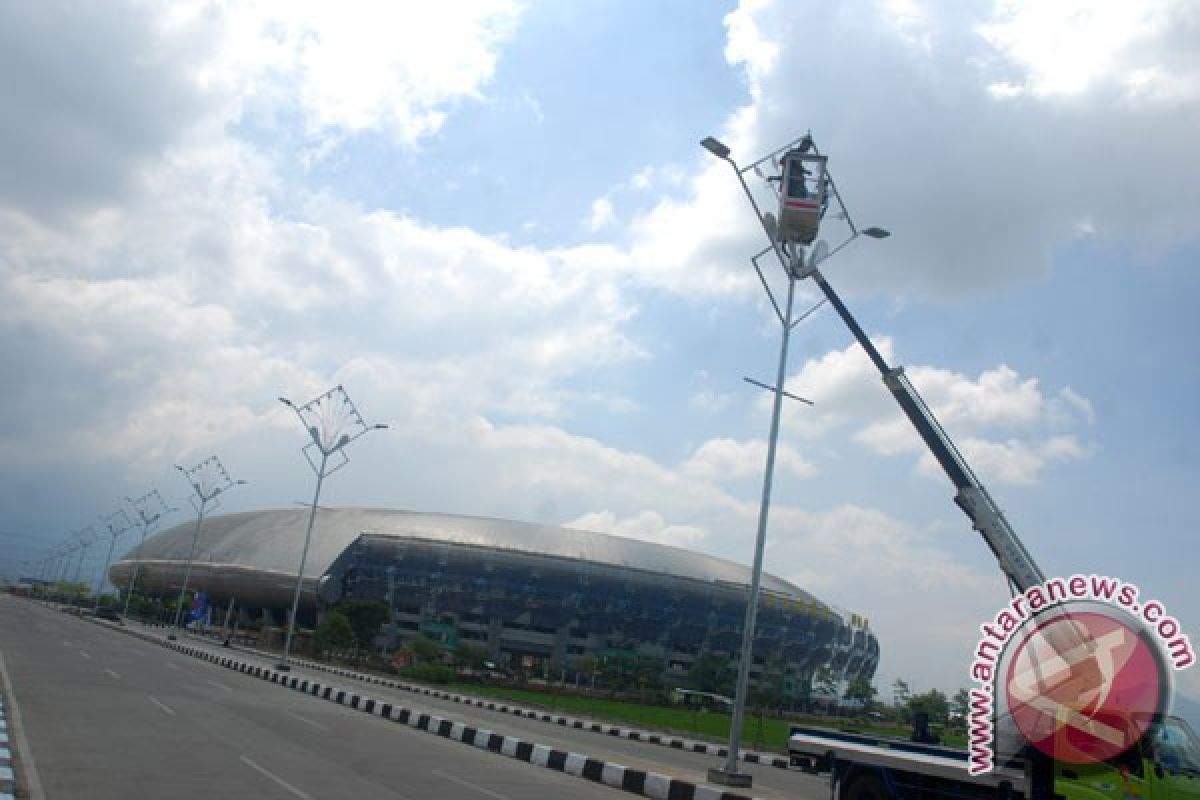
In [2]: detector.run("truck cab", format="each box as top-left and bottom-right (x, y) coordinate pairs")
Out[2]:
(1057, 718), (1200, 800)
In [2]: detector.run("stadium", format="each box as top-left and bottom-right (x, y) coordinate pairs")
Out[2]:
(109, 508), (878, 697)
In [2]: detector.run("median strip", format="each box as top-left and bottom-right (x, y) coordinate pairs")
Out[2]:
(199, 632), (792, 771)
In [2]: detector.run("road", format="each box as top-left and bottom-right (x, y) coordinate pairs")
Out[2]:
(153, 625), (829, 800)
(0, 596), (644, 800)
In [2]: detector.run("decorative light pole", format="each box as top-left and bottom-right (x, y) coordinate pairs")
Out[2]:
(72, 526), (96, 585)
(123, 489), (175, 617)
(276, 384), (387, 671)
(93, 509), (133, 608)
(699, 133), (888, 788)
(56, 540), (78, 583)
(170, 456), (246, 639)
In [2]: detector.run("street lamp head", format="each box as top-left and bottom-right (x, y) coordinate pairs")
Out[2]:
(862, 227), (891, 239)
(235, 479), (248, 486)
(373, 423), (389, 430)
(279, 396), (295, 408)
(701, 136), (731, 160)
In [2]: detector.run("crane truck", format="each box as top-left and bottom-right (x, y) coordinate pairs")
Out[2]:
(779, 255), (1200, 800)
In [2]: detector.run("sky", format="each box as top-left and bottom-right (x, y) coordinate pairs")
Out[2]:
(1, 0), (1197, 707)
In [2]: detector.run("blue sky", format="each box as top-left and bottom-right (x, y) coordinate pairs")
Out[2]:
(1, 0), (1197, 706)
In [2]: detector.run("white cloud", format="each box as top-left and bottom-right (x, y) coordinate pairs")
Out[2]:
(689, 389), (736, 413)
(976, 1), (1198, 102)
(683, 437), (815, 482)
(914, 435), (1091, 486)
(587, 196), (616, 232)
(777, 339), (1093, 486)
(205, 0), (524, 147)
(566, 510), (707, 548)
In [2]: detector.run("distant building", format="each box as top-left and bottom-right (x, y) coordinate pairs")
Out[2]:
(111, 508), (878, 697)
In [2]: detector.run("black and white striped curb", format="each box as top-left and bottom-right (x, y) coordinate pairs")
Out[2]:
(0, 696), (15, 800)
(191, 633), (792, 771)
(90, 619), (760, 800)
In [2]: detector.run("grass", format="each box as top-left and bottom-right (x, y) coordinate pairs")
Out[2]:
(445, 683), (952, 753)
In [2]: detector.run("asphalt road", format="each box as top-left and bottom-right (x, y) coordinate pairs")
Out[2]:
(158, 626), (830, 800)
(0, 596), (644, 800)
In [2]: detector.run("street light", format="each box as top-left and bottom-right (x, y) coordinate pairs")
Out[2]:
(93, 509), (133, 609)
(123, 489), (176, 618)
(72, 526), (96, 585)
(276, 384), (387, 671)
(170, 456), (246, 638)
(700, 133), (887, 788)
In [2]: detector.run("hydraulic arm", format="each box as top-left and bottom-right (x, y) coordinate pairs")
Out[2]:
(807, 267), (1047, 593)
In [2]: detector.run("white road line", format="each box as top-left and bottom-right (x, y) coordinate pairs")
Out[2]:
(206, 679), (232, 692)
(240, 755), (314, 800)
(62, 640), (73, 647)
(104, 669), (120, 680)
(147, 696), (176, 716)
(79, 651), (90, 660)
(433, 769), (511, 800)
(164, 661), (180, 670)
(283, 710), (328, 731)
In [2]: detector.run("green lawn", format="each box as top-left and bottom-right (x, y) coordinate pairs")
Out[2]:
(446, 683), (944, 753)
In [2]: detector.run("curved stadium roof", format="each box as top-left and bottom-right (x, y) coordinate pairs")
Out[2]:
(117, 508), (818, 604)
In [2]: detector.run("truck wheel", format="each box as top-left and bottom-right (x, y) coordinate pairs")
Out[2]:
(845, 773), (888, 800)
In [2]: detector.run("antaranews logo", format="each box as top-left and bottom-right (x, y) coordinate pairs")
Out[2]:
(966, 575), (1194, 775)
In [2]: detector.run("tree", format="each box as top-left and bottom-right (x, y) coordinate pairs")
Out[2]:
(813, 665), (839, 712)
(688, 653), (736, 697)
(844, 675), (878, 713)
(335, 599), (390, 658)
(908, 689), (950, 727)
(408, 634), (442, 664)
(312, 611), (355, 658)
(571, 653), (598, 687)
(454, 641), (489, 671)
(950, 688), (970, 731)
(892, 678), (911, 708)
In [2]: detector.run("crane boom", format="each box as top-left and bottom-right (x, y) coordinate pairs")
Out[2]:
(808, 266), (1047, 593)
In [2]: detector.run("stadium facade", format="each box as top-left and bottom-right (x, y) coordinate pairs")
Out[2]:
(110, 508), (878, 696)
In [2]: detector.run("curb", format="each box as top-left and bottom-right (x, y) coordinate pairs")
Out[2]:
(87, 616), (760, 800)
(194, 633), (792, 771)
(0, 696), (14, 800)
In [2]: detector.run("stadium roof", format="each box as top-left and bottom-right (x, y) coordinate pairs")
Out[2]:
(122, 508), (817, 602)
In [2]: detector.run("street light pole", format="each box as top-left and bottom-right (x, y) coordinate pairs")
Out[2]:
(170, 456), (246, 638)
(276, 384), (386, 671)
(123, 489), (175, 618)
(72, 526), (95, 585)
(700, 134), (886, 788)
(93, 509), (133, 609)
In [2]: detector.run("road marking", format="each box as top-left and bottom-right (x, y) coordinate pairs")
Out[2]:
(433, 769), (511, 800)
(206, 679), (232, 692)
(240, 755), (314, 800)
(148, 696), (176, 716)
(164, 661), (180, 670)
(283, 710), (328, 731)
(104, 669), (121, 680)
(79, 651), (90, 660)
(62, 640), (73, 647)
